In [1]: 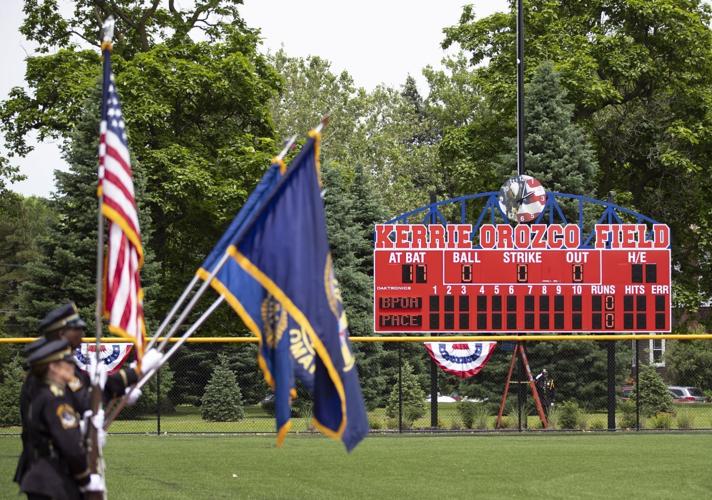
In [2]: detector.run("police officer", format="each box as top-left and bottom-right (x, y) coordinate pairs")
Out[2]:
(535, 369), (551, 416)
(15, 303), (162, 486)
(36, 303), (161, 412)
(14, 337), (51, 485)
(20, 339), (104, 499)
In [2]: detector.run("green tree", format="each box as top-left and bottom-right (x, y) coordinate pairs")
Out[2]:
(386, 361), (426, 426)
(441, 0), (712, 307)
(201, 353), (245, 422)
(634, 364), (674, 417)
(666, 340), (712, 392)
(13, 92), (159, 335)
(0, 194), (55, 336)
(3, 2), (282, 341)
(321, 163), (390, 409)
(0, 356), (24, 426)
(493, 61), (598, 195)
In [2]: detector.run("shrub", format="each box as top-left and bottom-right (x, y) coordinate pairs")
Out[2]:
(589, 419), (606, 431)
(650, 412), (673, 430)
(449, 417), (463, 430)
(633, 365), (674, 417)
(618, 400), (638, 429)
(457, 401), (479, 429)
(497, 415), (515, 429)
(201, 354), (244, 422)
(473, 406), (489, 430)
(546, 407), (560, 429)
(386, 417), (399, 429)
(123, 363), (175, 417)
(557, 401), (584, 430)
(368, 415), (382, 430)
(676, 411), (695, 430)
(0, 357), (23, 426)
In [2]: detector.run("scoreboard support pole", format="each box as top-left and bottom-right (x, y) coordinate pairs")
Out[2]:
(430, 356), (438, 428)
(428, 193), (439, 430)
(496, 343), (549, 429)
(607, 342), (616, 431)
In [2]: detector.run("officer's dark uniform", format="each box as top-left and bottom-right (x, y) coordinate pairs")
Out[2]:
(14, 303), (139, 486)
(20, 339), (91, 500)
(14, 338), (50, 485)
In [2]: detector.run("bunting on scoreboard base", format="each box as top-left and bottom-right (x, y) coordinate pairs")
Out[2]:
(424, 342), (496, 379)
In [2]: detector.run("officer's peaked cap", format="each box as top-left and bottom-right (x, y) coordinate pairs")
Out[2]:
(26, 339), (75, 367)
(23, 336), (49, 355)
(38, 303), (87, 336)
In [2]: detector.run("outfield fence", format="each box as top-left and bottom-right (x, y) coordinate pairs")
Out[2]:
(1, 336), (711, 435)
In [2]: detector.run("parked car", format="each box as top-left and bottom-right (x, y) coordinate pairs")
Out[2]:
(667, 386), (707, 403)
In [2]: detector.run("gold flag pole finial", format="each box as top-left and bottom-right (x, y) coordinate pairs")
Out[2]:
(101, 16), (115, 51)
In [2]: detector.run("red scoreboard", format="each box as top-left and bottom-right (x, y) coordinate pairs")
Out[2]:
(374, 223), (671, 333)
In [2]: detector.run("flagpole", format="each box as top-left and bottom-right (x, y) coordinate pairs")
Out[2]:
(104, 295), (225, 429)
(86, 16), (115, 500)
(143, 133), (299, 353)
(105, 117), (328, 426)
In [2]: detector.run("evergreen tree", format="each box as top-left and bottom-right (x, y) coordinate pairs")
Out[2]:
(322, 162), (399, 409)
(634, 364), (674, 417)
(385, 361), (426, 426)
(201, 353), (245, 422)
(14, 92), (159, 335)
(0, 356), (24, 426)
(494, 61), (598, 194)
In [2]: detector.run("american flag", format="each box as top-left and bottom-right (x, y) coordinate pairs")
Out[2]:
(98, 53), (146, 359)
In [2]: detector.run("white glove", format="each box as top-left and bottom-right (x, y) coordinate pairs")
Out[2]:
(125, 387), (142, 406)
(90, 358), (108, 390)
(140, 348), (162, 374)
(80, 410), (91, 436)
(92, 409), (106, 447)
(80, 473), (106, 493)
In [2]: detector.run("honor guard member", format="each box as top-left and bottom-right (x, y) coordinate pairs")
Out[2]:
(20, 339), (104, 499)
(37, 303), (161, 412)
(14, 337), (51, 485)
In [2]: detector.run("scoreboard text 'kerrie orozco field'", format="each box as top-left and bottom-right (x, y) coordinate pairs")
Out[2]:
(373, 223), (671, 334)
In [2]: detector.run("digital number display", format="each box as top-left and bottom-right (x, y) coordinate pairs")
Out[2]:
(373, 223), (671, 333)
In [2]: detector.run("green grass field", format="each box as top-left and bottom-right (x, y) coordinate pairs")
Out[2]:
(2, 433), (712, 499)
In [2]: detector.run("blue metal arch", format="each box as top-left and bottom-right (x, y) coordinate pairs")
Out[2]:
(385, 192), (663, 249)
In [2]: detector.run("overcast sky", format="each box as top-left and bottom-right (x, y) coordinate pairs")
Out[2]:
(1, 0), (508, 198)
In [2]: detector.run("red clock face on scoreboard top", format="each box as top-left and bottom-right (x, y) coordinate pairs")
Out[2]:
(373, 223), (671, 334)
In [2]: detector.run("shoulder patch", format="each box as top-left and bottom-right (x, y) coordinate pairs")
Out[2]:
(68, 377), (83, 392)
(56, 403), (79, 429)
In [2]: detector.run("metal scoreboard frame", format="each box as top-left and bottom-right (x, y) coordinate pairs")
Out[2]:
(373, 191), (672, 335)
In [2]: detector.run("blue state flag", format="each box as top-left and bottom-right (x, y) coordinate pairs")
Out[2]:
(198, 132), (368, 450)
(197, 158), (315, 443)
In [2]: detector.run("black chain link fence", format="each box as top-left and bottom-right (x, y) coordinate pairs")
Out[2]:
(1, 339), (711, 435)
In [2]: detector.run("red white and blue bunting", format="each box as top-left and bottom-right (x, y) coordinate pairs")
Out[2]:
(424, 342), (497, 379)
(74, 343), (133, 374)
